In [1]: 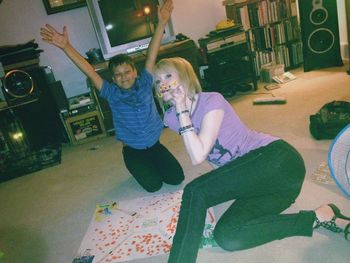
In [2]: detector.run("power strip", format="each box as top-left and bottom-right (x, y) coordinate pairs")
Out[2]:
(253, 96), (287, 105)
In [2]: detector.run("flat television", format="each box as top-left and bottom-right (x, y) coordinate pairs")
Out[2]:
(86, 0), (175, 60)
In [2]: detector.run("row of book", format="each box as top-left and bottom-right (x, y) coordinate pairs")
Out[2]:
(248, 16), (300, 51)
(223, 0), (303, 78)
(252, 41), (303, 76)
(236, 0), (293, 30)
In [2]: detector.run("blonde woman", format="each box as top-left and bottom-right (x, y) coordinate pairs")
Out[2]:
(153, 57), (350, 263)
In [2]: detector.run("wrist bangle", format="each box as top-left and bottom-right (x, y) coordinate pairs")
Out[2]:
(179, 124), (194, 135)
(176, 110), (190, 118)
(180, 127), (194, 135)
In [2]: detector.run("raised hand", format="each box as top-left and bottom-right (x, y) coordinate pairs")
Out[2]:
(40, 24), (69, 50)
(158, 0), (174, 25)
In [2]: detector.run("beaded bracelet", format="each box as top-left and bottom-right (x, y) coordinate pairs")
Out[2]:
(180, 127), (195, 135)
(179, 124), (194, 135)
(176, 110), (190, 118)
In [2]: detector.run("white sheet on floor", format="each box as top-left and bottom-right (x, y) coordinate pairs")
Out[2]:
(73, 190), (216, 263)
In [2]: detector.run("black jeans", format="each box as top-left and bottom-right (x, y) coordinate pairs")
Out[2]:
(168, 140), (315, 263)
(123, 141), (184, 192)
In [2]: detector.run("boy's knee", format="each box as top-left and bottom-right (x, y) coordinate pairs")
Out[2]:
(143, 182), (163, 193)
(165, 173), (184, 185)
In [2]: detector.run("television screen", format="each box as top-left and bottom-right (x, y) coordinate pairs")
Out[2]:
(100, 0), (157, 46)
(87, 0), (175, 59)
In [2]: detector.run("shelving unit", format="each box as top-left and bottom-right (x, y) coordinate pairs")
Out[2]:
(199, 28), (258, 96)
(223, 0), (303, 77)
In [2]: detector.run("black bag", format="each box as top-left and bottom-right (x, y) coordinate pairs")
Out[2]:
(309, 101), (350, 140)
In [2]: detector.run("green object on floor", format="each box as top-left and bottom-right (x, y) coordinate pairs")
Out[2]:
(0, 251), (4, 259)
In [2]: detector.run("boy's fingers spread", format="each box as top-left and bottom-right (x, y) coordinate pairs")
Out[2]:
(40, 27), (49, 33)
(40, 31), (49, 37)
(168, 0), (174, 9)
(40, 30), (52, 37)
(45, 24), (56, 33)
(40, 29), (48, 35)
(41, 37), (50, 43)
(164, 0), (171, 9)
(63, 26), (68, 36)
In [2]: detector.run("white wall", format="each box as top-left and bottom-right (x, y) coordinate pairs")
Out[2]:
(0, 0), (348, 98)
(171, 0), (226, 43)
(0, 0), (98, 97)
(336, 0), (349, 58)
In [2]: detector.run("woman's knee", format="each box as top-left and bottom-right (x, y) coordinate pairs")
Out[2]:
(183, 181), (198, 195)
(181, 182), (204, 203)
(213, 222), (244, 252)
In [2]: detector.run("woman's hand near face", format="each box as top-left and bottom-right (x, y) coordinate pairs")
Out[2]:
(170, 85), (187, 111)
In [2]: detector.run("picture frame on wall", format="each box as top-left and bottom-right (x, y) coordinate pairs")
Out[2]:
(43, 0), (86, 15)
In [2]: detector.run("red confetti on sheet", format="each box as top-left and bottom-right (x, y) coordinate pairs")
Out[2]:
(74, 190), (215, 263)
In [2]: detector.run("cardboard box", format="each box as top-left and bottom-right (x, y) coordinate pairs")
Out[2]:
(260, 63), (285, 83)
(65, 110), (106, 145)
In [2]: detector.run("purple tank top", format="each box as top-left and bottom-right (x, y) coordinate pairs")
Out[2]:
(164, 92), (279, 167)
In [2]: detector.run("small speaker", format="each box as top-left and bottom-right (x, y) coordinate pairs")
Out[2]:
(1, 68), (40, 106)
(298, 0), (343, 71)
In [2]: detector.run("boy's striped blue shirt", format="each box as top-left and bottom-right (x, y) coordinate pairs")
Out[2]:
(100, 70), (163, 149)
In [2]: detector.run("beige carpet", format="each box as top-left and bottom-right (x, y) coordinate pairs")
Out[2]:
(0, 64), (350, 263)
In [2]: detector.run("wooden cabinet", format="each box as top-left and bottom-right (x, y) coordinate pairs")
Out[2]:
(198, 27), (257, 96)
(64, 110), (106, 145)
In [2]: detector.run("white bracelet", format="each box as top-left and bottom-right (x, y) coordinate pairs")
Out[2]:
(179, 127), (195, 135)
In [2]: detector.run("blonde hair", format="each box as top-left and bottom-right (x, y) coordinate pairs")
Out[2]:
(154, 57), (202, 97)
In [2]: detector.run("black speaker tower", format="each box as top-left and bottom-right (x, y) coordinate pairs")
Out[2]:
(298, 0), (343, 72)
(0, 66), (68, 150)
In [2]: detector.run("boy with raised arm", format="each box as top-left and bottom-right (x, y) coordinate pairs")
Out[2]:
(40, 0), (184, 192)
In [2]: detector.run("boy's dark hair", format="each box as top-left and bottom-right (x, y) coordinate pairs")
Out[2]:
(108, 54), (136, 74)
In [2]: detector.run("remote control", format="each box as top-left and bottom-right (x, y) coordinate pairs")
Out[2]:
(253, 96), (287, 105)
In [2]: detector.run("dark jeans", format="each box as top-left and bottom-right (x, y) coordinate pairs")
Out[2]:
(168, 140), (316, 263)
(123, 141), (184, 192)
